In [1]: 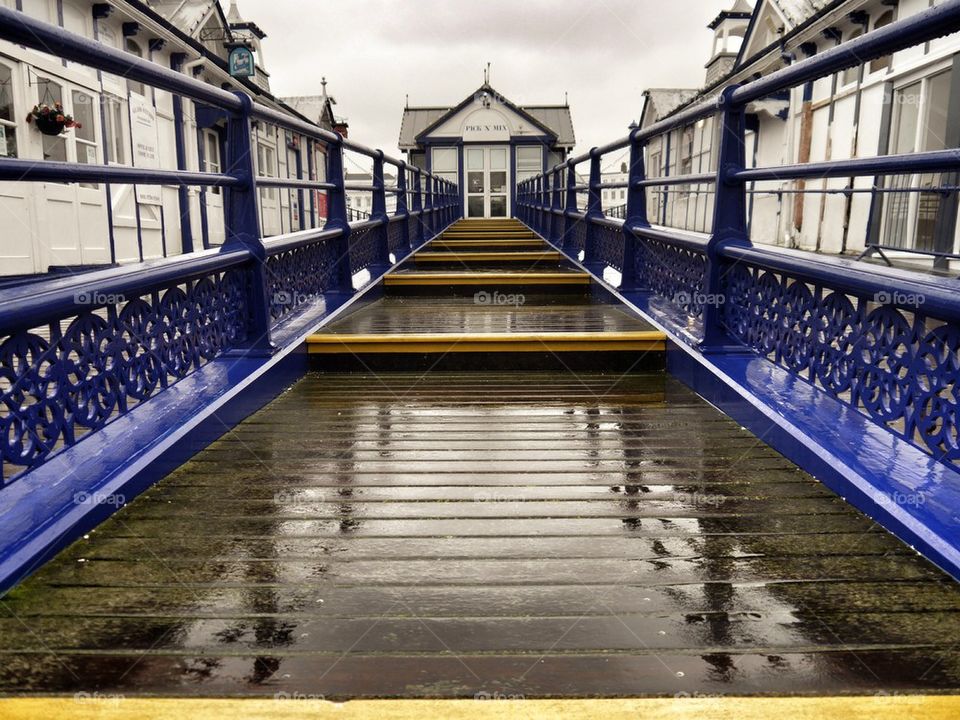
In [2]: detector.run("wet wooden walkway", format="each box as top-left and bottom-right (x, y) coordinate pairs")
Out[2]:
(3, 220), (960, 698)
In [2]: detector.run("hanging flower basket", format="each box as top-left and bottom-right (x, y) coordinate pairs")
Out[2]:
(26, 103), (81, 137)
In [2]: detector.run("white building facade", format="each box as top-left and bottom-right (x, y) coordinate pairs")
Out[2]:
(0, 0), (337, 281)
(641, 0), (960, 269)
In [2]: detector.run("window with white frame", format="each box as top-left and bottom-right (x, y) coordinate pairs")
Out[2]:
(516, 146), (542, 182)
(880, 68), (954, 252)
(204, 130), (221, 195)
(125, 38), (145, 96)
(102, 94), (126, 164)
(0, 63), (18, 158)
(72, 89), (98, 188)
(841, 29), (864, 86)
(35, 76), (67, 163)
(869, 11), (895, 74)
(258, 138), (277, 201)
(430, 146), (457, 184)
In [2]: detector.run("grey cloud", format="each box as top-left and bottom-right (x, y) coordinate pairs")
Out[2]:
(240, 0), (729, 161)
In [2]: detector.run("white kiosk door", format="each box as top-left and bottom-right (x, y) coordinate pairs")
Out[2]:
(465, 146), (510, 218)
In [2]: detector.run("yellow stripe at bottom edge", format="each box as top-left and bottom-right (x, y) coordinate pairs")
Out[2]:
(3, 696), (960, 720)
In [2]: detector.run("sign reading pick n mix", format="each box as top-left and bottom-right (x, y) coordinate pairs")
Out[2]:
(229, 46), (255, 78)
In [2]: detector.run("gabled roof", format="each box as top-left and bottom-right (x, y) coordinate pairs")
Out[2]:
(282, 95), (338, 130)
(399, 84), (575, 150)
(640, 89), (700, 127)
(147, 0), (224, 38)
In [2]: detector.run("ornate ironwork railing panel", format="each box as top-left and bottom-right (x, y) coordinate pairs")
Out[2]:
(387, 217), (407, 255)
(349, 224), (382, 275)
(0, 264), (248, 481)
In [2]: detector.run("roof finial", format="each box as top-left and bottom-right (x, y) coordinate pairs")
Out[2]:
(405, 93), (409, 109)
(564, 91), (568, 106)
(484, 62), (490, 85)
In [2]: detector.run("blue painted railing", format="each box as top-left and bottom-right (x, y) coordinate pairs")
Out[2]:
(0, 8), (460, 484)
(518, 1), (960, 577)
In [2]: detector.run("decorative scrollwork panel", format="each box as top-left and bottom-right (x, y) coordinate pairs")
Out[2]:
(635, 236), (708, 322)
(594, 223), (625, 272)
(266, 237), (340, 324)
(0, 269), (248, 482)
(721, 261), (960, 469)
(349, 225), (381, 275)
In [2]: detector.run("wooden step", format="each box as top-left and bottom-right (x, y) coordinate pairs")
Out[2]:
(384, 271), (591, 287)
(307, 331), (666, 354)
(430, 239), (548, 250)
(414, 251), (562, 264)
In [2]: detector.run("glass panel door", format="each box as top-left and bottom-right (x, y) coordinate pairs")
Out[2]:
(464, 146), (511, 218)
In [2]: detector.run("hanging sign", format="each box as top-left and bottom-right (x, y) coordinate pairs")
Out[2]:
(229, 46), (255, 78)
(129, 95), (161, 205)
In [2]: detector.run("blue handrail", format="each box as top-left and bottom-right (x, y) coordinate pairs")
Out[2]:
(0, 6), (460, 482)
(516, 0), (960, 474)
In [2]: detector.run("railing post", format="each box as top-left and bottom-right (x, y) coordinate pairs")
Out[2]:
(563, 161), (578, 252)
(543, 171), (553, 237)
(531, 175), (541, 234)
(583, 148), (604, 273)
(412, 170), (424, 246)
(396, 164), (411, 256)
(620, 131), (648, 293)
(223, 92), (273, 354)
(549, 167), (562, 246)
(370, 150), (391, 272)
(323, 137), (355, 294)
(423, 174), (434, 241)
(701, 86), (751, 351)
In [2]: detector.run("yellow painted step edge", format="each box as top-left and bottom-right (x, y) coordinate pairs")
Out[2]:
(307, 331), (666, 354)
(5, 696), (960, 720)
(384, 272), (590, 286)
(414, 252), (562, 261)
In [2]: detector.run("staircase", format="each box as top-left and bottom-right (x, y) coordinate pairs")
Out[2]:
(307, 219), (665, 370)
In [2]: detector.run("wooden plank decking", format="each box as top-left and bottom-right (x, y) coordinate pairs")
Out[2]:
(2, 219), (960, 701)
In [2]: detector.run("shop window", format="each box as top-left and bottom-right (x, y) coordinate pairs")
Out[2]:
(431, 146), (457, 184)
(516, 146), (542, 182)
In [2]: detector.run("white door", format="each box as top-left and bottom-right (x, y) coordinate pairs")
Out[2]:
(31, 75), (109, 270)
(257, 130), (281, 237)
(465, 145), (510, 218)
(201, 128), (225, 246)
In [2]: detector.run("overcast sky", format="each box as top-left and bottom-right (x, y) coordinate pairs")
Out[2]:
(238, 0), (729, 170)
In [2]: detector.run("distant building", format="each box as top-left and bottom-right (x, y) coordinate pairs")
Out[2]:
(399, 82), (575, 218)
(345, 171), (397, 219)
